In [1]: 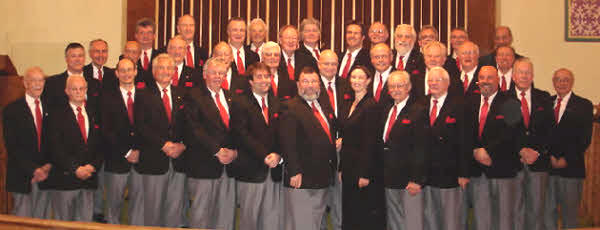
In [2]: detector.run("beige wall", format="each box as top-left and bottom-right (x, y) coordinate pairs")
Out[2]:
(497, 0), (600, 103)
(0, 0), (126, 76)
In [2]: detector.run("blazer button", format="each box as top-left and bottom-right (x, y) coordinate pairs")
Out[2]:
(130, 132), (135, 136)
(439, 137), (443, 141)
(525, 131), (530, 136)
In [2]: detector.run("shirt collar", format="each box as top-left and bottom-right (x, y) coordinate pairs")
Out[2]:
(432, 92), (447, 105)
(321, 75), (336, 86)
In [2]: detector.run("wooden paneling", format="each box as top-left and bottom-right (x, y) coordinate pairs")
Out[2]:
(467, 0), (495, 55)
(126, 0), (156, 43)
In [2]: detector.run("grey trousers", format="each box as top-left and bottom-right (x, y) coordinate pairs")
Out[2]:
(321, 175), (342, 230)
(518, 166), (548, 230)
(51, 189), (94, 221)
(237, 170), (282, 230)
(423, 186), (464, 230)
(11, 183), (51, 219)
(187, 170), (236, 230)
(464, 174), (522, 230)
(385, 188), (424, 230)
(284, 187), (328, 230)
(543, 175), (583, 230)
(93, 163), (105, 215)
(104, 168), (144, 225)
(142, 162), (186, 227)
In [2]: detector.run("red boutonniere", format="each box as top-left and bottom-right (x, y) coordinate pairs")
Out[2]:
(284, 95), (291, 99)
(344, 93), (351, 100)
(136, 82), (146, 89)
(412, 69), (420, 75)
(473, 89), (481, 94)
(536, 107), (544, 111)
(92, 92), (99, 97)
(185, 82), (193, 87)
(235, 89), (244, 94)
(328, 113), (334, 119)
(199, 60), (204, 66)
(401, 119), (411, 124)
(94, 124), (100, 129)
(495, 115), (505, 120)
(273, 113), (279, 118)
(445, 116), (457, 124)
(179, 104), (184, 110)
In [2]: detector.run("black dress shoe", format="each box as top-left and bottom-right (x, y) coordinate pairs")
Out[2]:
(93, 213), (107, 223)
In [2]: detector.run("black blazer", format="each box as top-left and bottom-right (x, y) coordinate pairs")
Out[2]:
(457, 66), (481, 97)
(226, 69), (252, 96)
(367, 69), (394, 105)
(100, 87), (140, 174)
(278, 50), (319, 81)
(338, 96), (380, 184)
(337, 48), (374, 77)
(182, 87), (236, 179)
(231, 92), (283, 182)
(548, 93), (593, 178)
(393, 48), (426, 75)
(3, 97), (51, 193)
(279, 97), (337, 189)
(507, 87), (553, 172)
(297, 43), (321, 64)
(467, 92), (522, 178)
(44, 71), (102, 113)
(138, 48), (161, 76)
(189, 44), (209, 69)
(424, 95), (471, 188)
(231, 46), (260, 76)
(83, 63), (118, 91)
(317, 76), (352, 119)
(272, 68), (298, 101)
(134, 84), (185, 174)
(46, 104), (103, 190)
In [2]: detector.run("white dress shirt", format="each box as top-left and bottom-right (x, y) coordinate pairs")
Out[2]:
(382, 96), (409, 141)
(338, 48), (362, 76)
(70, 102), (88, 139)
(555, 91), (572, 123)
(25, 94), (43, 129)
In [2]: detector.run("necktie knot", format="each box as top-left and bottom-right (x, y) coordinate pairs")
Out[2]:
(433, 99), (438, 105)
(77, 106), (82, 112)
(520, 91), (526, 97)
(483, 96), (489, 104)
(163, 88), (168, 94)
(314, 48), (319, 54)
(288, 57), (292, 65)
(187, 45), (191, 50)
(557, 97), (562, 103)
(127, 91), (132, 97)
(237, 50), (241, 56)
(34, 99), (39, 105)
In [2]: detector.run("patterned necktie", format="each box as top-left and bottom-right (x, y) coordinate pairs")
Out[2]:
(314, 48), (320, 60)
(397, 56), (405, 70)
(430, 99), (438, 126)
(261, 96), (269, 125)
(76, 106), (87, 144)
(327, 82), (335, 112)
(500, 75), (507, 92)
(554, 97), (562, 123)
(162, 88), (172, 123)
(143, 51), (149, 71)
(97, 68), (103, 82)
(520, 91), (530, 128)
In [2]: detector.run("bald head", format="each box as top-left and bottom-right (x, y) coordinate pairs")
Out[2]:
(212, 41), (234, 65)
(494, 26), (513, 48)
(167, 36), (187, 64)
(368, 22), (389, 44)
(65, 75), (87, 105)
(123, 41), (141, 61)
(370, 43), (393, 72)
(177, 14), (196, 42)
(428, 67), (450, 98)
(318, 50), (339, 79)
(457, 41), (479, 72)
(388, 71), (411, 103)
(553, 68), (575, 97)
(478, 66), (499, 97)
(23, 66), (46, 98)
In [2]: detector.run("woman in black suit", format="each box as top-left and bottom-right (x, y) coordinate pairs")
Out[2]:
(338, 65), (383, 230)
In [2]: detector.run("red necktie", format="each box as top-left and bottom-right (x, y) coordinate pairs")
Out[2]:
(287, 57), (295, 81)
(143, 51), (149, 71)
(463, 72), (469, 94)
(254, 46), (259, 53)
(554, 97), (562, 123)
(327, 82), (335, 112)
(97, 68), (103, 82)
(520, 91), (530, 128)
(186, 45), (194, 68)
(396, 56), (405, 70)
(221, 75), (229, 90)
(479, 97), (489, 139)
(375, 73), (383, 102)
(270, 74), (278, 96)
(76, 106), (87, 144)
(311, 102), (332, 143)
(261, 97), (269, 125)
(127, 91), (134, 125)
(215, 93), (230, 129)
(341, 53), (352, 79)
(236, 50), (245, 74)
(500, 75), (507, 92)
(34, 99), (42, 151)
(455, 56), (461, 71)
(162, 88), (172, 123)
(172, 68), (179, 87)
(430, 99), (438, 126)
(314, 48), (320, 60)
(384, 105), (398, 142)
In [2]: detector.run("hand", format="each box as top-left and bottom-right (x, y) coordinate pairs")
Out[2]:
(75, 166), (92, 180)
(473, 148), (492, 166)
(162, 141), (175, 157)
(264, 153), (281, 168)
(458, 177), (470, 189)
(358, 177), (370, 188)
(338, 172), (342, 183)
(127, 150), (140, 163)
(32, 167), (48, 183)
(335, 138), (343, 153)
(550, 156), (568, 169)
(41, 163), (52, 172)
(290, 173), (302, 189)
(405, 182), (422, 196)
(519, 148), (539, 165)
(216, 148), (234, 165)
(169, 143), (186, 159)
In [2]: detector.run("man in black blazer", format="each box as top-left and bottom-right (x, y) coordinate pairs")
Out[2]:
(3, 67), (52, 218)
(227, 17), (260, 76)
(280, 67), (338, 230)
(509, 58), (553, 230)
(134, 54), (186, 227)
(176, 15), (208, 69)
(411, 41), (462, 99)
(183, 57), (238, 230)
(544, 68), (593, 230)
(368, 43), (394, 104)
(278, 25), (319, 81)
(47, 75), (103, 222)
(165, 36), (203, 91)
(392, 24), (425, 75)
(135, 17), (160, 74)
(368, 22), (390, 45)
(100, 58), (144, 225)
(457, 41), (481, 97)
(122, 41), (150, 85)
(479, 26), (525, 67)
(231, 62), (283, 230)
(84, 39), (118, 91)
(44, 43), (102, 111)
(298, 18), (323, 64)
(495, 45), (517, 92)
(212, 42), (251, 96)
(338, 21), (373, 79)
(261, 41), (297, 101)
(447, 28), (468, 71)
(379, 71), (428, 230)
(465, 66), (522, 230)
(423, 67), (470, 230)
